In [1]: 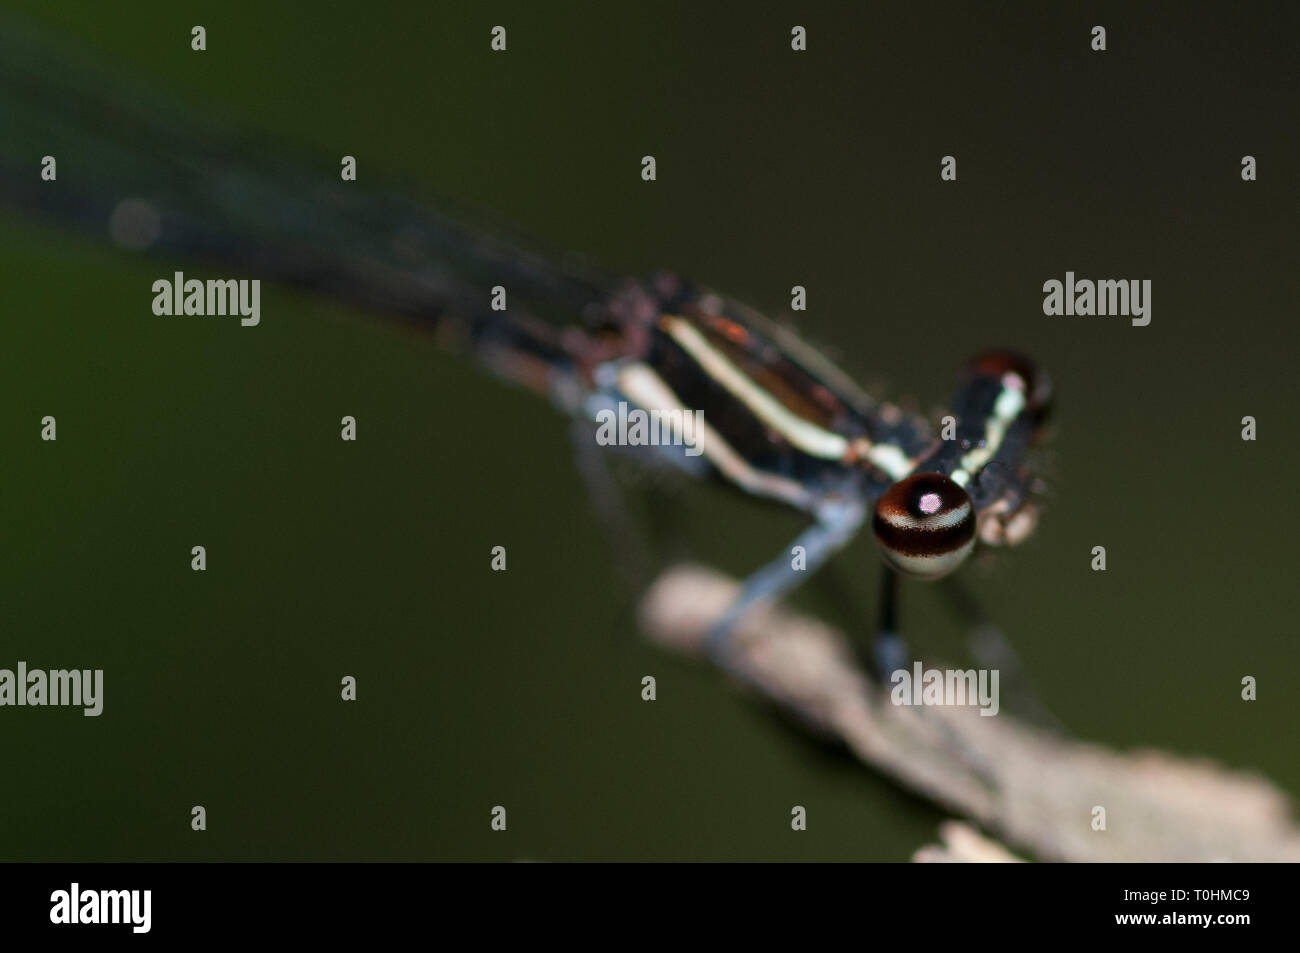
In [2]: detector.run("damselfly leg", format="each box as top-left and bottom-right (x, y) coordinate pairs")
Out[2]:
(872, 566), (908, 680)
(569, 416), (654, 590)
(940, 577), (1062, 730)
(703, 500), (866, 668)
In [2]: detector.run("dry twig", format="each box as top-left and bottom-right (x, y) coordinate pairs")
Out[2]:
(638, 565), (1300, 862)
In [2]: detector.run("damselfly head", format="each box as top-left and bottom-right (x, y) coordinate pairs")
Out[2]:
(871, 473), (976, 580)
(946, 349), (1053, 550)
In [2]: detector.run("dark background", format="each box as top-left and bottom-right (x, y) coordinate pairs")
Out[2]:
(2, 1), (1297, 860)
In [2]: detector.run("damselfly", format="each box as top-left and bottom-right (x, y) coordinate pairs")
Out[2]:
(0, 19), (1051, 701)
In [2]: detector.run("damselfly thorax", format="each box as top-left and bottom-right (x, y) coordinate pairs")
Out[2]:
(540, 273), (1050, 591)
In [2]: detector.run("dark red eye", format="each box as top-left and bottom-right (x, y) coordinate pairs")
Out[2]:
(872, 473), (975, 579)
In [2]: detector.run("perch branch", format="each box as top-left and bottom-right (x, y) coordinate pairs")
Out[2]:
(638, 565), (1300, 862)
(912, 822), (1025, 863)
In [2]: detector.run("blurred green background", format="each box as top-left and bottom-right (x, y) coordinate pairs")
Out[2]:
(2, 1), (1297, 860)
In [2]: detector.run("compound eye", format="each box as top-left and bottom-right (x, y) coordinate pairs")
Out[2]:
(872, 473), (976, 579)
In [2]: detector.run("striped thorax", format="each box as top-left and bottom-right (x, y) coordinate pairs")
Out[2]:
(581, 283), (1050, 581)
